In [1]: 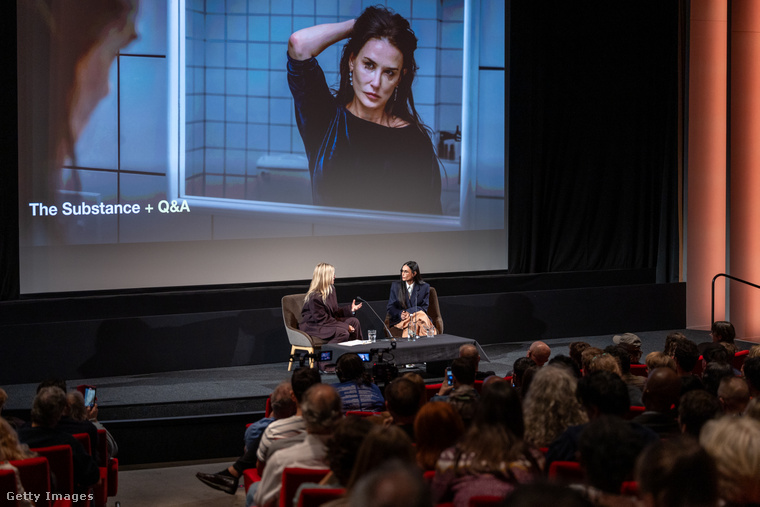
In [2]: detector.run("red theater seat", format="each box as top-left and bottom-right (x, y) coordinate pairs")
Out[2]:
(296, 487), (346, 507)
(279, 468), (330, 507)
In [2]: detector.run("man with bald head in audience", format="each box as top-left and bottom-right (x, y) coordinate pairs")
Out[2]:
(631, 367), (682, 439)
(527, 341), (551, 367)
(459, 343), (495, 380)
(718, 376), (750, 415)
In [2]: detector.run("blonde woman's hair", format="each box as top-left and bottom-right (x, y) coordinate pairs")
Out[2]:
(645, 351), (677, 372)
(700, 416), (760, 505)
(587, 353), (623, 377)
(0, 418), (35, 461)
(748, 344), (760, 359)
(305, 263), (335, 303)
(522, 365), (588, 447)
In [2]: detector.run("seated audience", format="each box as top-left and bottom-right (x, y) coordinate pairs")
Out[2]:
(413, 401), (465, 472)
(57, 390), (100, 463)
(506, 481), (594, 507)
(17, 386), (100, 492)
(548, 354), (582, 379)
(244, 381), (295, 454)
(631, 367), (682, 439)
(0, 388), (24, 430)
(612, 332), (643, 365)
(635, 436), (719, 507)
(432, 357), (479, 427)
(645, 351), (677, 373)
(332, 353), (384, 413)
(748, 344), (760, 359)
(663, 331), (687, 356)
(705, 320), (738, 355)
(677, 389), (722, 438)
(67, 391), (118, 458)
(605, 345), (646, 391)
(459, 343), (495, 380)
(717, 376), (750, 416)
(744, 356), (760, 398)
(401, 372), (427, 409)
(568, 341), (591, 374)
(586, 353), (642, 406)
(511, 357), (537, 397)
(701, 362), (734, 397)
(254, 384), (343, 507)
(672, 337), (704, 393)
(348, 459), (431, 507)
(522, 365), (587, 448)
(580, 347), (604, 375)
(384, 377), (423, 441)
(196, 367), (319, 495)
(0, 418), (36, 507)
(527, 341), (551, 367)
(700, 416), (760, 506)
(431, 382), (542, 506)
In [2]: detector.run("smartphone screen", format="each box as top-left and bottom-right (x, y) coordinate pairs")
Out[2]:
(84, 387), (96, 407)
(446, 368), (453, 386)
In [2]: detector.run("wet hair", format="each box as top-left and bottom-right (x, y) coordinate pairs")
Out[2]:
(336, 6), (428, 134)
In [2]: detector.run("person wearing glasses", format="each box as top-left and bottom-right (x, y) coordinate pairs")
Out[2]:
(386, 261), (436, 338)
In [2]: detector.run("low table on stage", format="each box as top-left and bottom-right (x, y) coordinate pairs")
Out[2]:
(322, 334), (489, 375)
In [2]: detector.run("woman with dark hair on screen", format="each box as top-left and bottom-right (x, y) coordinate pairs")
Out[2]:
(386, 261), (437, 338)
(300, 263), (363, 346)
(287, 5), (442, 214)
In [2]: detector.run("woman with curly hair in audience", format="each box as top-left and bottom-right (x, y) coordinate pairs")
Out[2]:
(522, 365), (587, 448)
(431, 382), (543, 506)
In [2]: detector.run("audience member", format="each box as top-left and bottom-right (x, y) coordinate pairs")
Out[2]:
(746, 397), (760, 421)
(644, 351), (676, 373)
(672, 337), (704, 393)
(580, 347), (604, 375)
(748, 344), (760, 359)
(717, 376), (749, 416)
(635, 436), (718, 507)
(0, 418), (36, 507)
(332, 353), (385, 413)
(244, 381), (295, 454)
(348, 460), (431, 507)
(527, 341), (551, 367)
(254, 384), (343, 507)
(196, 367), (319, 494)
(522, 365), (587, 448)
(0, 388), (25, 430)
(663, 331), (687, 356)
(677, 389), (722, 438)
(459, 343), (495, 380)
(66, 390), (119, 460)
(631, 367), (681, 439)
(384, 377), (423, 441)
(431, 382), (542, 506)
(432, 357), (479, 427)
(401, 372), (427, 408)
(707, 320), (738, 355)
(606, 344), (646, 391)
(56, 390), (100, 463)
(586, 352), (642, 406)
(700, 416), (760, 505)
(575, 415), (651, 503)
(702, 362), (734, 397)
(17, 386), (100, 492)
(414, 401), (465, 471)
(520, 365), (539, 399)
(744, 356), (760, 398)
(548, 354), (582, 378)
(612, 333), (643, 365)
(511, 357), (536, 396)
(569, 342), (591, 372)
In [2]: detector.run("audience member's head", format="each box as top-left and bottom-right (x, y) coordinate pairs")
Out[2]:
(581, 347), (604, 374)
(548, 354), (582, 378)
(717, 376), (750, 416)
(576, 370), (630, 419)
(746, 397), (760, 422)
(603, 345), (631, 375)
(645, 351), (677, 373)
(66, 391), (88, 421)
(664, 332), (687, 356)
(291, 367), (322, 403)
(300, 384), (342, 434)
(578, 415), (648, 494)
(336, 353), (371, 385)
(702, 362), (734, 396)
(672, 338), (700, 375)
(0, 388), (7, 415)
(385, 377), (422, 423)
(642, 367), (681, 413)
(635, 436), (718, 507)
(30, 386), (67, 428)
(520, 366), (538, 398)
(527, 341), (551, 367)
(748, 344), (760, 359)
(325, 416), (374, 486)
(702, 342), (730, 365)
(450, 356), (476, 386)
(0, 418), (35, 461)
(586, 353), (622, 377)
(345, 425), (415, 491)
(744, 356), (760, 397)
(512, 357), (536, 390)
(458, 343), (480, 370)
(36, 379), (67, 394)
(612, 333), (643, 364)
(569, 341), (591, 371)
(523, 365), (587, 447)
(678, 389), (721, 438)
(506, 481), (593, 507)
(270, 381), (297, 419)
(401, 372), (426, 408)
(348, 459), (430, 507)
(700, 416), (760, 505)
(413, 401), (464, 471)
(711, 320), (736, 345)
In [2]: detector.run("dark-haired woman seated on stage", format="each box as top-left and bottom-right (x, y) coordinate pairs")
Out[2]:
(300, 262), (363, 344)
(386, 261), (437, 338)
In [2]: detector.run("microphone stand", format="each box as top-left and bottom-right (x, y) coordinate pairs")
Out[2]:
(355, 297), (395, 341)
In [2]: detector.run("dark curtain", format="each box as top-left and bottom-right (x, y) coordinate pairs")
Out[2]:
(508, 1), (680, 282)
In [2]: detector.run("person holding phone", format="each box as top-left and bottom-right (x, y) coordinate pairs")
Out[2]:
(287, 5), (442, 214)
(300, 263), (363, 345)
(386, 261), (436, 338)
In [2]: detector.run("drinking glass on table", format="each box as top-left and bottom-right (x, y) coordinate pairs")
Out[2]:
(368, 329), (377, 342)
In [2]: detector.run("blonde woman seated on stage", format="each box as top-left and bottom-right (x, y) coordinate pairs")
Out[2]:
(386, 261), (437, 337)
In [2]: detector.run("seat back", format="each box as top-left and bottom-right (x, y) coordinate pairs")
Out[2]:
(626, 405), (646, 420)
(468, 496), (505, 507)
(31, 445), (74, 495)
(345, 411), (383, 417)
(296, 487), (346, 507)
(282, 294), (317, 348)
(733, 349), (750, 371)
(629, 364), (648, 378)
(73, 433), (92, 455)
(547, 461), (584, 484)
(279, 468), (330, 507)
(96, 429), (108, 467)
(9, 457), (52, 507)
(0, 467), (19, 501)
(428, 287), (444, 334)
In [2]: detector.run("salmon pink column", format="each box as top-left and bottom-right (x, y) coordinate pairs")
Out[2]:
(687, 0), (728, 330)
(729, 1), (760, 342)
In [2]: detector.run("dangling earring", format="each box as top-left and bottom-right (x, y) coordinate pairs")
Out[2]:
(349, 71), (353, 86)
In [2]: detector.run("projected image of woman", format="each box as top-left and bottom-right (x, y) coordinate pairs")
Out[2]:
(386, 261), (437, 338)
(287, 6), (442, 214)
(300, 263), (364, 345)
